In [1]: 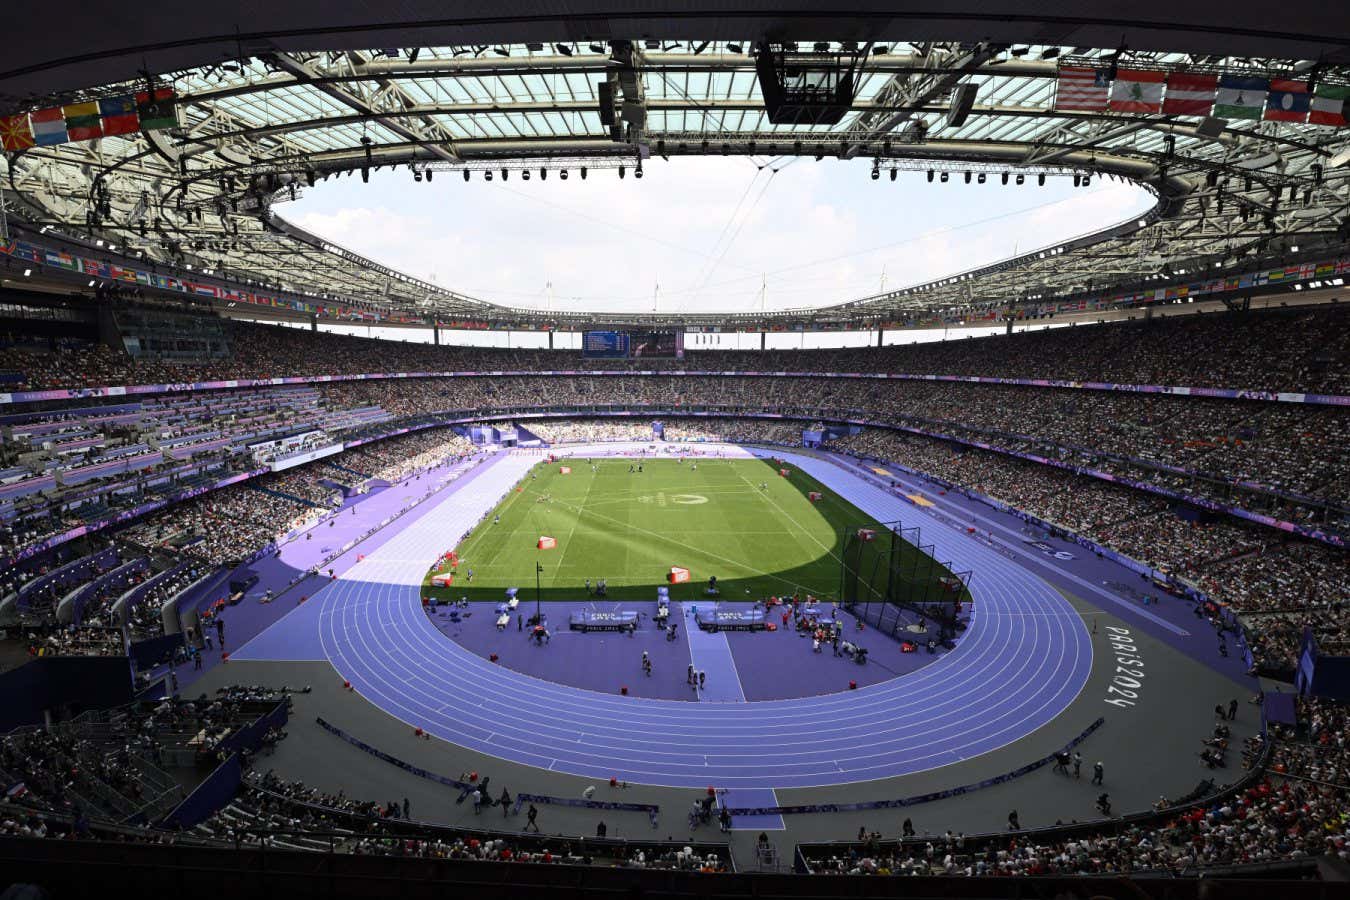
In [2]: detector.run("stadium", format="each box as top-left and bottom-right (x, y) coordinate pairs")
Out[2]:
(0, 2), (1347, 897)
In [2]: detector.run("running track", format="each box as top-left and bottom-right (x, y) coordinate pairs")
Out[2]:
(235, 445), (1093, 789)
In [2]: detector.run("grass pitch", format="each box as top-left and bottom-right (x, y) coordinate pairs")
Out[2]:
(424, 456), (942, 605)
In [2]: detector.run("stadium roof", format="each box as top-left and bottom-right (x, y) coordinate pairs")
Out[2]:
(1, 2), (1348, 327)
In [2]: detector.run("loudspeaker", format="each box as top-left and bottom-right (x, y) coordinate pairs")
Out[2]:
(597, 81), (615, 126)
(946, 84), (978, 128)
(1195, 116), (1227, 139)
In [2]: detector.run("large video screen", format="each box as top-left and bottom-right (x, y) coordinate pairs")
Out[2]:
(582, 330), (684, 359)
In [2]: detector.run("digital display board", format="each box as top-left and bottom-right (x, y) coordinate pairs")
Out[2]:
(582, 331), (630, 359)
(629, 330), (683, 358)
(582, 330), (684, 359)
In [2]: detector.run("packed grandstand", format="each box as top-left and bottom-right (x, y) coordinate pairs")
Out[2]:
(3, 4), (1350, 898)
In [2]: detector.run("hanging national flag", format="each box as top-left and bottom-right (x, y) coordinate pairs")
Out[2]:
(98, 95), (139, 136)
(1214, 75), (1269, 120)
(1054, 66), (1110, 111)
(1264, 79), (1310, 122)
(62, 101), (102, 141)
(1109, 69), (1165, 113)
(29, 107), (68, 145)
(1309, 83), (1350, 127)
(1162, 72), (1218, 116)
(135, 88), (178, 131)
(0, 113), (34, 150)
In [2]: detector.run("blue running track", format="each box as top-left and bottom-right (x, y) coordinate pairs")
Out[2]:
(235, 450), (1093, 789)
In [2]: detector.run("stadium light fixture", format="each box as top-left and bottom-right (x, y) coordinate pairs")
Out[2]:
(540, 169), (547, 180)
(964, 171), (971, 184)
(485, 170), (493, 181)
(23, 269), (32, 277)
(463, 170), (470, 182)
(619, 165), (626, 179)
(1016, 173), (1025, 185)
(555, 43), (573, 56)
(890, 168), (897, 182)
(977, 172), (986, 184)
(727, 42), (743, 54)
(1038, 173), (1046, 186)
(927, 169), (934, 182)
(635, 164), (643, 179)
(560, 169), (569, 180)
(521, 169), (530, 181)
(581, 167), (588, 179)
(940, 172), (949, 183)
(1001, 172), (1009, 185)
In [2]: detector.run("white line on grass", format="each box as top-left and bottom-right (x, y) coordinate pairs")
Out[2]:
(542, 494), (811, 594)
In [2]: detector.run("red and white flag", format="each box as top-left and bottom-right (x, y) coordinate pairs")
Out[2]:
(1162, 72), (1218, 116)
(1109, 69), (1165, 113)
(1055, 66), (1110, 111)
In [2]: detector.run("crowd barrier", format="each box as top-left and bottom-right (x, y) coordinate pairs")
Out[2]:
(724, 718), (1104, 817)
(314, 717), (662, 827)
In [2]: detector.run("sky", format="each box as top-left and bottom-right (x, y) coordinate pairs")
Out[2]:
(286, 156), (1155, 316)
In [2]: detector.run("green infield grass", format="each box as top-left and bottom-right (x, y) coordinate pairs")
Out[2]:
(423, 456), (959, 605)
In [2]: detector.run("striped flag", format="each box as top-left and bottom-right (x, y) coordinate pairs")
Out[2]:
(98, 95), (140, 136)
(0, 113), (34, 150)
(29, 107), (68, 145)
(1309, 83), (1350, 126)
(1214, 75), (1269, 120)
(1264, 79), (1310, 122)
(135, 88), (177, 131)
(1055, 66), (1110, 111)
(1162, 72), (1217, 116)
(1109, 69), (1165, 113)
(62, 101), (103, 141)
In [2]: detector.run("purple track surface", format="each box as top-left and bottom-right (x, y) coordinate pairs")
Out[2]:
(235, 450), (1095, 789)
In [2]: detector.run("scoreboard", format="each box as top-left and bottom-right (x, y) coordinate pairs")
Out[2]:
(582, 329), (684, 359)
(582, 330), (631, 359)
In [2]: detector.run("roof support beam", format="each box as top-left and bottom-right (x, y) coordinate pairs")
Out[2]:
(266, 51), (460, 163)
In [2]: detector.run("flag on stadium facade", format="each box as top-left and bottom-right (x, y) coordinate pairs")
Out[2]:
(1054, 66), (1110, 111)
(135, 88), (178, 131)
(28, 107), (67, 145)
(1162, 72), (1217, 115)
(98, 95), (140, 136)
(1108, 69), (1165, 113)
(62, 101), (102, 141)
(1214, 75), (1269, 120)
(0, 113), (34, 150)
(1309, 83), (1350, 126)
(1264, 79), (1310, 122)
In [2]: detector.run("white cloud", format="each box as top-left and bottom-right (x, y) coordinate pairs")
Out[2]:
(288, 159), (1155, 313)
